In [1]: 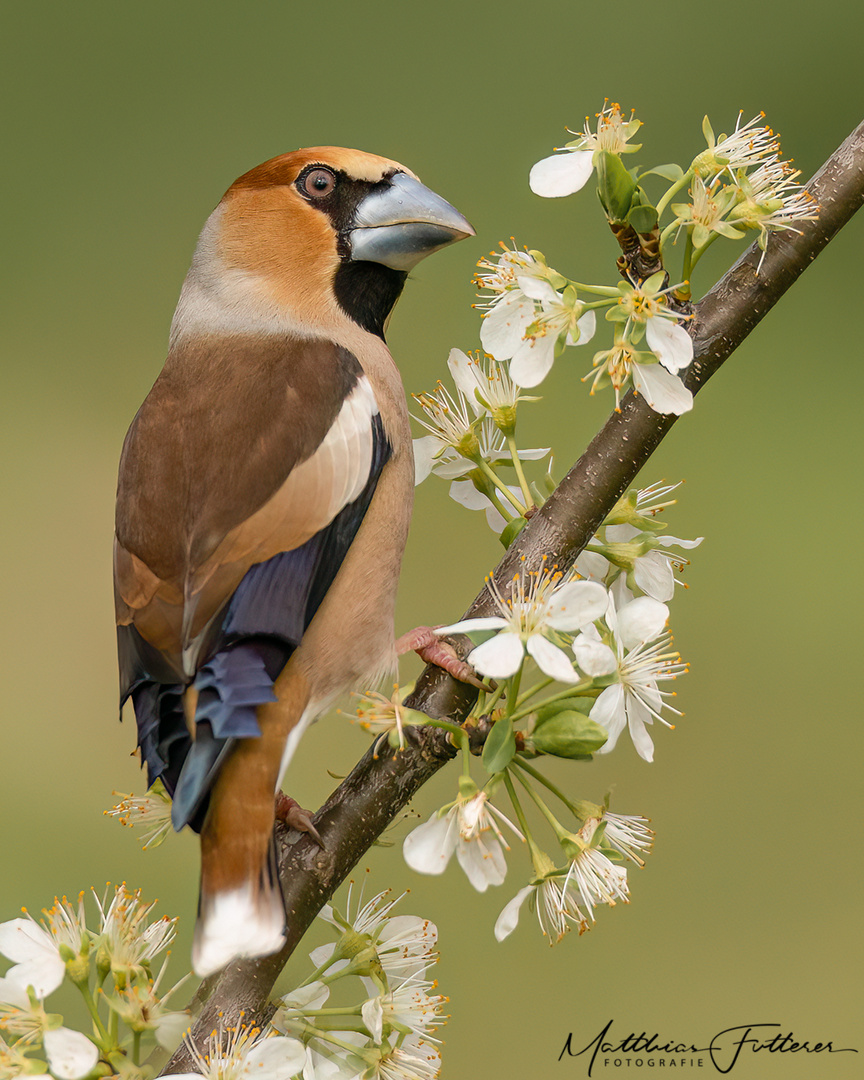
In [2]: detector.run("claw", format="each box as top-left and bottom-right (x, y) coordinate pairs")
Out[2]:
(275, 792), (325, 848)
(396, 625), (494, 692)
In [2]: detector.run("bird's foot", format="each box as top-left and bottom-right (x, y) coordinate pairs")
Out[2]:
(395, 625), (493, 691)
(275, 792), (325, 848)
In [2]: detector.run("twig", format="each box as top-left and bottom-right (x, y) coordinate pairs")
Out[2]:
(162, 119), (864, 1073)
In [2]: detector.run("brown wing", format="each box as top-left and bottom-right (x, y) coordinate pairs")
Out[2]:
(114, 332), (379, 681)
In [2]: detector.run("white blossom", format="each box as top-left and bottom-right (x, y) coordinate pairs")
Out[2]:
(436, 565), (607, 682)
(403, 792), (522, 892)
(482, 278), (596, 388)
(530, 102), (642, 198)
(573, 594), (687, 762)
(42, 1028), (99, 1080)
(585, 342), (693, 415)
(361, 974), (446, 1044)
(0, 922), (65, 1002)
(494, 875), (591, 944)
(601, 812), (654, 867)
(693, 112), (781, 181)
(105, 784), (173, 850)
(169, 1023), (306, 1080)
(93, 884), (176, 975)
(311, 888), (437, 984)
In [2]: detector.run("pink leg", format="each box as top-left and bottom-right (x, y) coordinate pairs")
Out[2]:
(395, 625), (492, 691)
(275, 792), (324, 847)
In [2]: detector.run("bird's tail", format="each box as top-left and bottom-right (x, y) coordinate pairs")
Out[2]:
(189, 660), (312, 977)
(192, 766), (287, 977)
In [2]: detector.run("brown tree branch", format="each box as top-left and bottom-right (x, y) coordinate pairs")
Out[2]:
(163, 119), (864, 1072)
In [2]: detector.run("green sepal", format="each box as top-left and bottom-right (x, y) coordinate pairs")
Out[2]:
(605, 305), (628, 323)
(702, 115), (715, 147)
(596, 150), (637, 223)
(643, 270), (666, 293)
(499, 516), (528, 548)
(526, 711), (608, 758)
(482, 715), (516, 773)
(457, 774), (480, 800)
(628, 203), (659, 233)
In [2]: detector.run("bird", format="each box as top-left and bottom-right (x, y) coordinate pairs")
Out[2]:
(113, 146), (474, 976)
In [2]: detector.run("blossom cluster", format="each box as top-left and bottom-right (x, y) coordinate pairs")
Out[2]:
(447, 102), (817, 418)
(390, 478), (697, 946)
(272, 885), (445, 1080)
(0, 885), (187, 1080)
(162, 885), (445, 1080)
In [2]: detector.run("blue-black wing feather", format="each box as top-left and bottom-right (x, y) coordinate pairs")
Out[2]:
(133, 413), (391, 831)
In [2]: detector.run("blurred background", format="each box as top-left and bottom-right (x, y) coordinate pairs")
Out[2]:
(2, 2), (861, 1078)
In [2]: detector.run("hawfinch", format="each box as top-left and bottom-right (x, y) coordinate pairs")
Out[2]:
(114, 147), (473, 976)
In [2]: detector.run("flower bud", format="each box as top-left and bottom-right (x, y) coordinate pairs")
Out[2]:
(523, 710), (608, 758)
(595, 150), (637, 223)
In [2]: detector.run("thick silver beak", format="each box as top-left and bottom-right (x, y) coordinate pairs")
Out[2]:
(349, 172), (475, 271)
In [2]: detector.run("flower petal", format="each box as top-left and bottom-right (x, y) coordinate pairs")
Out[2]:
(572, 635), (617, 677)
(617, 597), (669, 649)
(591, 685), (626, 753)
(646, 316), (694, 373)
(412, 435), (444, 485)
(402, 810), (459, 875)
(448, 478), (492, 512)
(433, 455), (474, 480)
(282, 981), (330, 1011)
(0, 920), (65, 999)
(545, 581), (609, 630)
(529, 152), (594, 197)
(625, 694), (656, 763)
(446, 348), (479, 404)
(604, 523), (638, 543)
(480, 294), (535, 360)
(657, 534), (704, 550)
(43, 1028), (99, 1080)
(526, 635), (579, 683)
(361, 996), (384, 1044)
(632, 362), (693, 415)
(494, 886), (533, 941)
(435, 616), (508, 635)
(308, 942), (335, 968)
(516, 277), (558, 303)
(243, 1035), (307, 1079)
(468, 631), (525, 678)
(0, 976), (29, 1007)
(632, 551), (675, 602)
(574, 550), (609, 581)
(509, 333), (556, 388)
(456, 834), (508, 892)
(567, 308), (597, 346)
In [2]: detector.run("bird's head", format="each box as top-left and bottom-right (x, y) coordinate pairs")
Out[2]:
(183, 147), (474, 340)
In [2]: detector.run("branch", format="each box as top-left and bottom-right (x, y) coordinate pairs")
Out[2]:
(162, 119), (864, 1072)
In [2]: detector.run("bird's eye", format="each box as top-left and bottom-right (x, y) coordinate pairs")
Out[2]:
(299, 167), (336, 199)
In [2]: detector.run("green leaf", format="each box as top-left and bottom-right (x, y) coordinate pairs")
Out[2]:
(627, 203), (659, 233)
(595, 150), (637, 223)
(483, 715), (516, 773)
(499, 517), (528, 548)
(642, 163), (685, 182)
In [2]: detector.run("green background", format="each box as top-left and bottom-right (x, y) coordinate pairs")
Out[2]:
(2, 2), (861, 1079)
